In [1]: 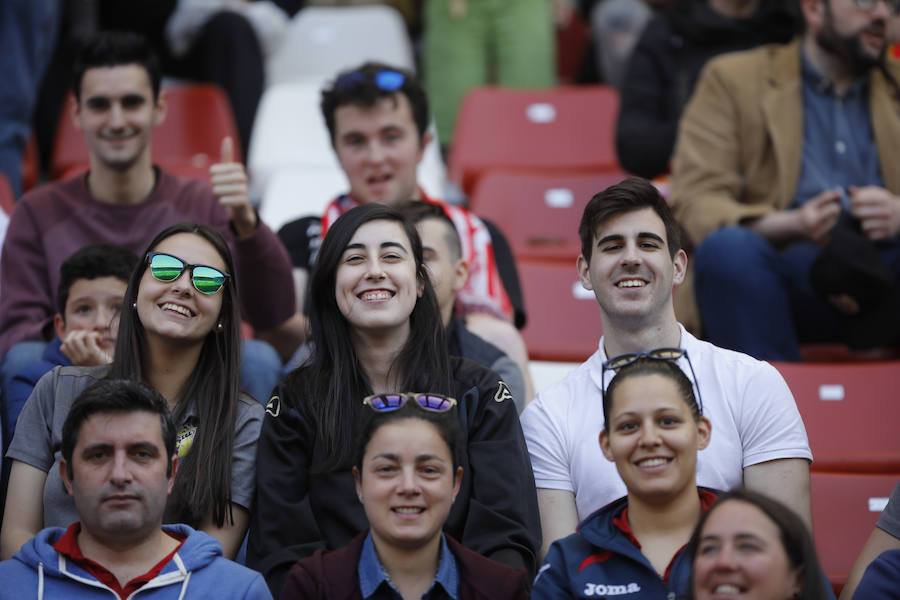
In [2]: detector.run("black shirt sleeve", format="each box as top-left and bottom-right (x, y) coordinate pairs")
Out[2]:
(277, 215), (321, 271)
(246, 389), (324, 598)
(448, 358), (541, 577)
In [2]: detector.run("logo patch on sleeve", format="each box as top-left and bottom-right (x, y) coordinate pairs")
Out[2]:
(176, 423), (197, 458)
(265, 395), (281, 417)
(494, 381), (513, 403)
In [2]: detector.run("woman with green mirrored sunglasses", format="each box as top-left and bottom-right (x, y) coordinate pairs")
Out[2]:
(1, 223), (259, 564)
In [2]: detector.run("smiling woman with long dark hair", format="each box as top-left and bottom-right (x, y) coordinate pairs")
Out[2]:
(248, 204), (540, 596)
(1, 223), (261, 560)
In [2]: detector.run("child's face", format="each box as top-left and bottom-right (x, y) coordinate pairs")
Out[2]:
(57, 276), (129, 349)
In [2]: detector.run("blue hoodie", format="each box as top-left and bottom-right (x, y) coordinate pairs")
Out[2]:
(0, 524), (272, 599)
(532, 490), (719, 600)
(853, 549), (900, 599)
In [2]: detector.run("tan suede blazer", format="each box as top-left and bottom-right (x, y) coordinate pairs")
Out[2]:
(671, 38), (900, 246)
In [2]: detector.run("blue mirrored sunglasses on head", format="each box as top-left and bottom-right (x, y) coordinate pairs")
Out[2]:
(146, 252), (230, 295)
(600, 347), (703, 415)
(363, 393), (457, 413)
(335, 68), (406, 92)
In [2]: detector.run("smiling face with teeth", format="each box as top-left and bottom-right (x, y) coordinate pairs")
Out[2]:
(335, 219), (423, 341)
(136, 233), (225, 350)
(692, 499), (802, 600)
(74, 64), (165, 174)
(354, 418), (462, 552)
(599, 372), (710, 505)
(577, 207), (686, 329)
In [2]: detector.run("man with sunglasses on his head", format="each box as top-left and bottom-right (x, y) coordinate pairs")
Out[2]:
(520, 177), (812, 561)
(0, 31), (297, 404)
(277, 62), (533, 399)
(671, 0), (900, 361)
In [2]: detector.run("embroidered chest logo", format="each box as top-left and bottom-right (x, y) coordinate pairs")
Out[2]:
(582, 582), (641, 597)
(494, 381), (513, 403)
(265, 395), (281, 417)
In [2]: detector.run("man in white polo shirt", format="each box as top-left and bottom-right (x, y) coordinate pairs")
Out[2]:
(520, 177), (812, 559)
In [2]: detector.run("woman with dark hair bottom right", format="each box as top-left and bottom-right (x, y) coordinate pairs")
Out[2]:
(687, 488), (830, 600)
(532, 353), (716, 599)
(281, 397), (530, 599)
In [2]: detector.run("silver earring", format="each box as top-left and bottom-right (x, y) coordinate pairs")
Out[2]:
(216, 322), (223, 331)
(132, 302), (137, 309)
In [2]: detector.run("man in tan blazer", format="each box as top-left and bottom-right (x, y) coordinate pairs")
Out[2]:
(670, 0), (900, 361)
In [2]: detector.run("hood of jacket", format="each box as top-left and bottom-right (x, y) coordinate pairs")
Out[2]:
(11, 524), (223, 597)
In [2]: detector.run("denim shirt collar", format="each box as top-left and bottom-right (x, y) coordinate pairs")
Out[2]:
(358, 532), (459, 600)
(801, 47), (869, 99)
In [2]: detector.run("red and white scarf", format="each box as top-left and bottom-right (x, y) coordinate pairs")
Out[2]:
(321, 192), (513, 321)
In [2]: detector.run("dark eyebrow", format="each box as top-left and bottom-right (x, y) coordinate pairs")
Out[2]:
(343, 241), (408, 253)
(81, 443), (113, 456)
(380, 242), (408, 253)
(637, 232), (665, 244)
(596, 232), (665, 247)
(129, 442), (160, 456)
(373, 453), (400, 462)
(415, 454), (446, 463)
(596, 234), (624, 247)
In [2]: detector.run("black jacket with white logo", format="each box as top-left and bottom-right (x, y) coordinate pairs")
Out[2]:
(247, 357), (540, 598)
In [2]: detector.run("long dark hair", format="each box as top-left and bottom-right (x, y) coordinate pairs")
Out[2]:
(110, 223), (241, 527)
(686, 488), (828, 600)
(285, 204), (452, 471)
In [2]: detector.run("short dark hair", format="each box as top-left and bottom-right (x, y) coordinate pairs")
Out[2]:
(686, 488), (829, 600)
(57, 244), (139, 317)
(321, 61), (430, 144)
(355, 399), (462, 476)
(73, 31), (162, 101)
(579, 177), (681, 264)
(603, 357), (699, 432)
(397, 201), (462, 261)
(62, 378), (176, 481)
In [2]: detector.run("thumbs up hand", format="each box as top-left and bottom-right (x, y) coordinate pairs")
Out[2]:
(211, 136), (257, 237)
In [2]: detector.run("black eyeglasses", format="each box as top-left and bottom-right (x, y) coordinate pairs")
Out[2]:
(600, 347), (703, 416)
(363, 393), (457, 413)
(146, 252), (230, 295)
(853, 0), (900, 14)
(335, 68), (406, 92)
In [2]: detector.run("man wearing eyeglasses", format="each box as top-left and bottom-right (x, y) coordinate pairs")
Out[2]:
(277, 62), (533, 400)
(671, 0), (900, 361)
(520, 177), (812, 561)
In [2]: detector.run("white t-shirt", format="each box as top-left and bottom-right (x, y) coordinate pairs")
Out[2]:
(521, 325), (812, 521)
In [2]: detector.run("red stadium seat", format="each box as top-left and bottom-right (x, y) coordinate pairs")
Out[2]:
(772, 361), (900, 472)
(470, 170), (628, 261)
(449, 85), (621, 195)
(518, 259), (603, 362)
(811, 471), (898, 595)
(50, 84), (241, 180)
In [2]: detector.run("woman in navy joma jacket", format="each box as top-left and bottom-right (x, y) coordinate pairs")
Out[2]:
(532, 352), (718, 599)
